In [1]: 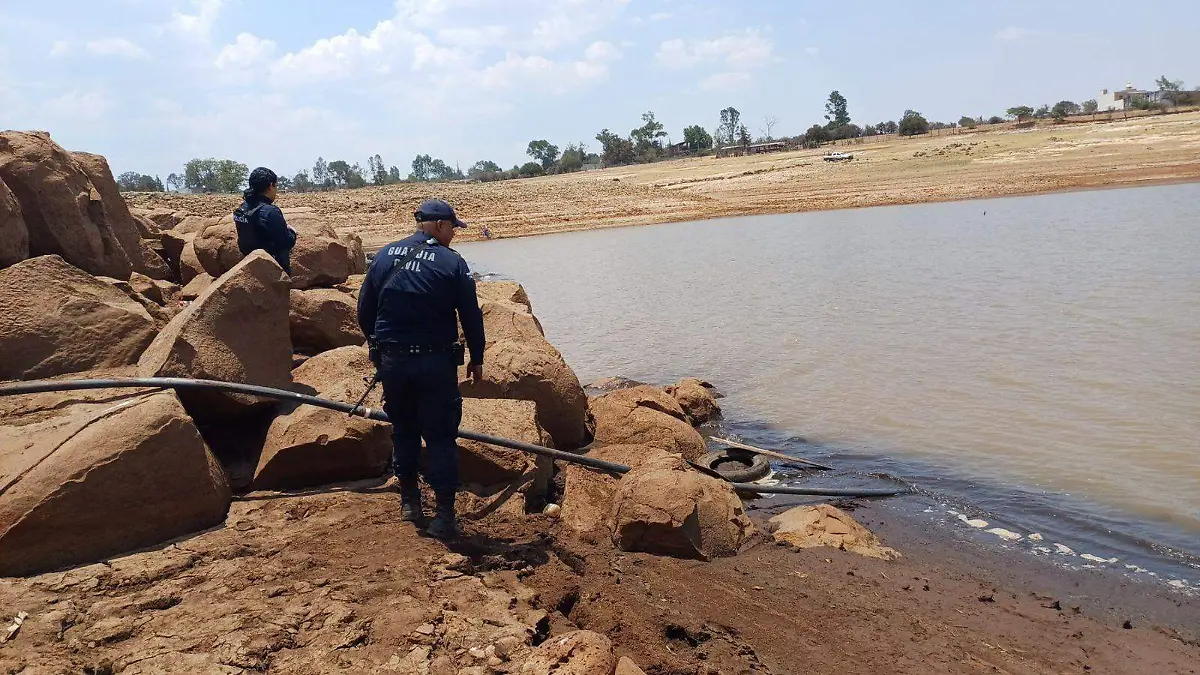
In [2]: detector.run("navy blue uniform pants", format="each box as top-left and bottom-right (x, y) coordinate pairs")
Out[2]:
(378, 349), (462, 493)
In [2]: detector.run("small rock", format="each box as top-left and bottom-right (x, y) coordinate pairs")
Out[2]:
(468, 646), (488, 660)
(494, 636), (522, 660)
(415, 623), (436, 636)
(542, 503), (561, 518)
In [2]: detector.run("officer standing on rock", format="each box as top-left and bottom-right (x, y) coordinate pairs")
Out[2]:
(357, 198), (486, 539)
(234, 167), (297, 274)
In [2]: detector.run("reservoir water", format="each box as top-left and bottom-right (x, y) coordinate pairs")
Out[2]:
(457, 183), (1200, 577)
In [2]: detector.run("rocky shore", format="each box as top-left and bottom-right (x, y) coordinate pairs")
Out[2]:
(2, 131), (1199, 673)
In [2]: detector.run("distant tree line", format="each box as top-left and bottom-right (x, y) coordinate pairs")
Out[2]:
(141, 74), (1195, 194)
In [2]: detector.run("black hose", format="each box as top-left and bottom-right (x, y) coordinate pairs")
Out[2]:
(0, 377), (906, 498)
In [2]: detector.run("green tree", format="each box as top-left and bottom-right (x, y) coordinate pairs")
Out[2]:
(802, 124), (830, 148)
(116, 171), (165, 192)
(183, 158), (246, 193)
(958, 116), (977, 129)
(312, 157), (330, 189)
(1051, 100), (1081, 121)
(682, 125), (713, 150)
(1034, 104), (1050, 119)
(595, 129), (635, 166)
(367, 154), (389, 185)
(987, 115), (1004, 125)
(1082, 99), (1099, 114)
(526, 140), (560, 170)
(165, 172), (183, 191)
(717, 107), (741, 145)
(388, 166), (401, 183)
(1156, 75), (1184, 105)
(559, 143), (586, 172)
(824, 90), (850, 128)
(291, 171), (313, 192)
(468, 160), (502, 179)
(1007, 106), (1034, 123)
(898, 110), (930, 136)
(882, 120), (898, 134)
(409, 154), (434, 181)
(276, 175), (293, 191)
(518, 162), (544, 178)
(631, 111), (667, 151)
(737, 124), (751, 147)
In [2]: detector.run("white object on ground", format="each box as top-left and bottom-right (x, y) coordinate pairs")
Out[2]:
(986, 528), (1022, 542)
(1053, 544), (1076, 555)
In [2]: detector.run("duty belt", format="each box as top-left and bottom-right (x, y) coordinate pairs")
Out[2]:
(381, 343), (458, 354)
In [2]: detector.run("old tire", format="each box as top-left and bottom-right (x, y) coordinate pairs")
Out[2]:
(698, 449), (770, 483)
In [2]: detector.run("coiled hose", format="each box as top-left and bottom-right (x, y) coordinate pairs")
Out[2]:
(0, 377), (906, 498)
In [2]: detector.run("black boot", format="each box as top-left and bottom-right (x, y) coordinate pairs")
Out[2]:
(399, 479), (423, 523)
(426, 490), (457, 540)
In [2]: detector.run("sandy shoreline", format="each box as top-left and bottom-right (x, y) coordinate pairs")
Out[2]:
(127, 111), (1200, 250)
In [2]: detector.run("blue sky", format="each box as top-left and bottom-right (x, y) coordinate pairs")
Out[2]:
(2, 0), (1197, 179)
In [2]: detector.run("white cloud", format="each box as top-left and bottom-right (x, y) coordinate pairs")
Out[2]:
(655, 29), (773, 70)
(650, 12), (672, 21)
(215, 33), (277, 70)
(86, 38), (149, 60)
(805, 46), (819, 56)
(170, 0), (224, 42)
(995, 26), (1036, 41)
(585, 40), (620, 61)
(698, 71), (752, 92)
(49, 40), (71, 58)
(475, 41), (618, 93)
(43, 89), (112, 121)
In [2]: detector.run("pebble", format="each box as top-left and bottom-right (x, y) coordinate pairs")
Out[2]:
(414, 623), (435, 636)
(1053, 544), (1076, 556)
(468, 646), (488, 660)
(542, 503), (561, 518)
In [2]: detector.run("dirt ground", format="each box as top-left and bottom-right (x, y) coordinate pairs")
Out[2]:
(126, 111), (1200, 250)
(2, 475), (1196, 674)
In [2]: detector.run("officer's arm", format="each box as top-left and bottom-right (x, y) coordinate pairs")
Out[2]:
(357, 260), (380, 340)
(262, 206), (295, 250)
(455, 259), (486, 365)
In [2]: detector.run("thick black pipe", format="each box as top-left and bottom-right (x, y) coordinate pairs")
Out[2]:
(0, 378), (905, 498)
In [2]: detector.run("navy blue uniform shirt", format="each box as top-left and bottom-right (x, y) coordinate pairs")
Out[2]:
(357, 232), (486, 365)
(234, 194), (296, 272)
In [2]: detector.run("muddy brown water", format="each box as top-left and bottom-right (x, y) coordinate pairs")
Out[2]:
(457, 183), (1200, 581)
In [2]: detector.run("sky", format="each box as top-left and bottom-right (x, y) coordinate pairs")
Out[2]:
(1, 0), (1197, 180)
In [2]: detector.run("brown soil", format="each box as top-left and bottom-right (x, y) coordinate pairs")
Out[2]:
(2, 478), (1196, 674)
(125, 112), (1200, 251)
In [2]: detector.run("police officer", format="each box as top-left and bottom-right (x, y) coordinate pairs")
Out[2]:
(357, 198), (485, 539)
(234, 167), (297, 274)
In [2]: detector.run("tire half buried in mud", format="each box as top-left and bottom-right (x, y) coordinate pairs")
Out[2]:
(698, 448), (770, 483)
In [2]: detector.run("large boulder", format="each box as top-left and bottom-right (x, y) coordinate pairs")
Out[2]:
(175, 215), (217, 235)
(159, 230), (190, 274)
(562, 445), (670, 542)
(588, 386), (707, 460)
(179, 272), (214, 301)
(71, 152), (168, 280)
(457, 398), (553, 489)
(129, 271), (179, 306)
(459, 284), (592, 449)
(0, 131), (132, 279)
(253, 346), (390, 490)
(289, 210), (365, 288)
(137, 251), (292, 420)
(289, 288), (363, 355)
(476, 280), (532, 310)
(610, 453), (754, 560)
(192, 217), (243, 278)
(134, 207), (178, 230)
(767, 504), (901, 560)
(0, 177), (29, 268)
(520, 630), (616, 675)
(0, 391), (231, 576)
(136, 238), (173, 279)
(0, 255), (158, 380)
(97, 276), (175, 328)
(191, 209), (365, 289)
(179, 236), (204, 284)
(664, 378), (721, 426)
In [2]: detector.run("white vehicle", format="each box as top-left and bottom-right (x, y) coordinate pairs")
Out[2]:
(823, 152), (854, 162)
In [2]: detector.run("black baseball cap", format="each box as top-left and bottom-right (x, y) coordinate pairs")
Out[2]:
(414, 198), (467, 228)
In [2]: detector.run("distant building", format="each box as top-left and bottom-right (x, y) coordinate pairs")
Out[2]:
(1097, 83), (1163, 111)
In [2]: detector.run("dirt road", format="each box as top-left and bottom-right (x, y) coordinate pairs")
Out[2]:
(127, 111), (1200, 250)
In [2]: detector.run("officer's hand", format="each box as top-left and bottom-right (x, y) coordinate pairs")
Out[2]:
(468, 363), (483, 384)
